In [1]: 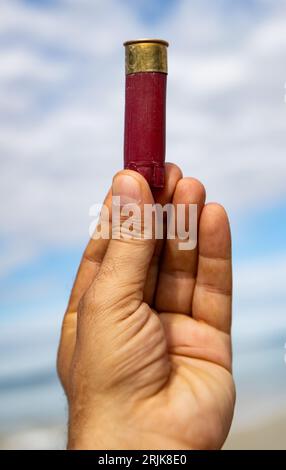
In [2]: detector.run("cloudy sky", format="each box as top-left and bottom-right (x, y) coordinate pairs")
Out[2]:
(0, 0), (286, 448)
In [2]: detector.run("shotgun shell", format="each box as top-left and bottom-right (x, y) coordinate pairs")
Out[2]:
(123, 39), (168, 189)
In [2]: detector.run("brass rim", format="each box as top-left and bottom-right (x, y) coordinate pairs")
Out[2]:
(123, 39), (169, 47)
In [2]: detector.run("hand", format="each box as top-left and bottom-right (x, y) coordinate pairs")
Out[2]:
(57, 163), (235, 449)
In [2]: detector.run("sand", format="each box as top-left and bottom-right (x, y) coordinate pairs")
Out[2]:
(1, 414), (286, 449)
(224, 413), (286, 450)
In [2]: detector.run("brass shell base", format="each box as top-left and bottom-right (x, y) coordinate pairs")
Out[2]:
(124, 39), (168, 75)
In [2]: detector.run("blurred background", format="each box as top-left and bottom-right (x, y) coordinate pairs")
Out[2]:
(0, 0), (286, 450)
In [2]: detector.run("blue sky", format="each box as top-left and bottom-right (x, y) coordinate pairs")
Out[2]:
(0, 0), (286, 448)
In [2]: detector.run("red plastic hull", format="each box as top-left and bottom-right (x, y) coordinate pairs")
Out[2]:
(124, 72), (166, 189)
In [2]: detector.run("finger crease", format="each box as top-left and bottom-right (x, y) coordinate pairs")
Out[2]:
(195, 281), (232, 297)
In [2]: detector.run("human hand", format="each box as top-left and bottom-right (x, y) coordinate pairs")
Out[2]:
(57, 163), (235, 449)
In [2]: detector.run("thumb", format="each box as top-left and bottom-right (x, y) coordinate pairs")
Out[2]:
(90, 170), (156, 316)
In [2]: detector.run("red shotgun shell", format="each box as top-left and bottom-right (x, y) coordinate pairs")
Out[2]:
(123, 39), (169, 189)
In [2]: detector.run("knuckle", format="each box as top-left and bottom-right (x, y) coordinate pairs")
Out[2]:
(78, 290), (97, 317)
(77, 295), (86, 318)
(95, 256), (122, 283)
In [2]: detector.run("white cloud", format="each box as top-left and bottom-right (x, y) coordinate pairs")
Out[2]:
(231, 253), (286, 353)
(0, 0), (286, 271)
(0, 48), (70, 83)
(235, 253), (286, 302)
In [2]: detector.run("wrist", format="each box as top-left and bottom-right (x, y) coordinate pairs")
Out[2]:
(67, 399), (134, 450)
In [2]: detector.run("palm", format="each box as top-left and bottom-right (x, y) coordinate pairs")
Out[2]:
(164, 352), (233, 450)
(134, 309), (234, 449)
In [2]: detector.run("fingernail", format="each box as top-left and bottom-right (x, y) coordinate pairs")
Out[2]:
(112, 174), (142, 206)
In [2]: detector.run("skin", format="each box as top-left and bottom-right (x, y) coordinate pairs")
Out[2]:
(57, 163), (235, 450)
